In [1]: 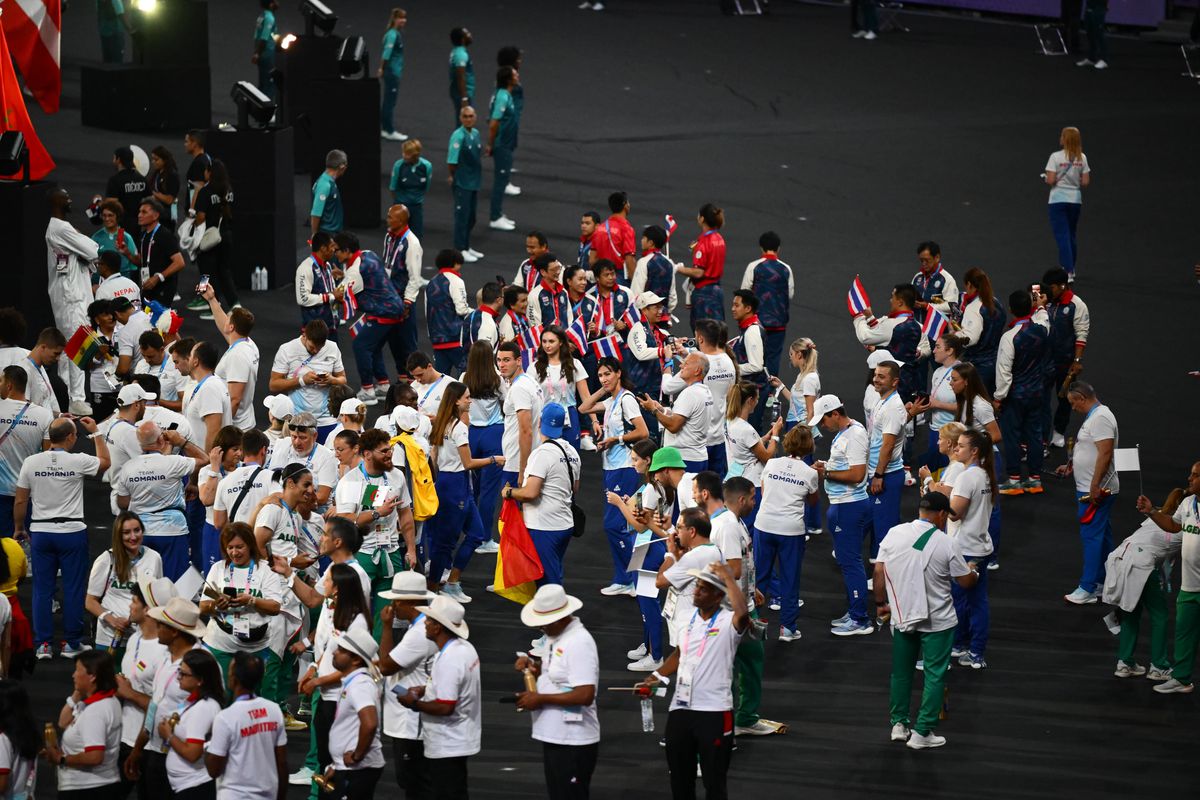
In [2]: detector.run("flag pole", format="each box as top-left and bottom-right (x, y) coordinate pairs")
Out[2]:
(1137, 443), (1143, 498)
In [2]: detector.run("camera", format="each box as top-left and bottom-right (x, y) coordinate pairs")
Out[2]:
(666, 336), (697, 349)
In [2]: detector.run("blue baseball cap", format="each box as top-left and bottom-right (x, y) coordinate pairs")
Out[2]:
(540, 403), (567, 438)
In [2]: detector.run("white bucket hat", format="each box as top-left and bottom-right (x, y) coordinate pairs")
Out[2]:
(520, 584), (582, 628)
(147, 596), (207, 637)
(416, 595), (470, 640)
(138, 575), (177, 609)
(378, 571), (435, 602)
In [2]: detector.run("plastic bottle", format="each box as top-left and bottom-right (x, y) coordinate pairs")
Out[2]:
(641, 697), (654, 733)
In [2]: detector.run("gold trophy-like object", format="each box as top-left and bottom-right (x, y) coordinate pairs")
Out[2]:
(523, 668), (538, 693)
(313, 765), (336, 792)
(167, 712), (181, 731)
(43, 723), (58, 751)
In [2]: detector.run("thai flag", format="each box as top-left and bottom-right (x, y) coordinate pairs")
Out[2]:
(519, 324), (542, 351)
(349, 316), (367, 339)
(619, 306), (640, 330)
(846, 275), (871, 317)
(591, 335), (623, 361)
(520, 347), (537, 371)
(339, 287), (358, 321)
(565, 316), (588, 354)
(922, 307), (950, 341)
(664, 214), (678, 239)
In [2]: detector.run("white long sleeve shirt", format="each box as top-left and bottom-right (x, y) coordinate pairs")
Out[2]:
(739, 257), (795, 297)
(736, 324), (765, 378)
(295, 256), (337, 311)
(45, 217), (99, 317)
(627, 323), (661, 363)
(629, 253), (679, 314)
(852, 314), (932, 358)
(958, 297), (984, 346)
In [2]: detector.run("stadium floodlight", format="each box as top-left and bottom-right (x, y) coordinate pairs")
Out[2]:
(337, 36), (367, 78)
(299, 0), (337, 36)
(230, 81), (277, 129)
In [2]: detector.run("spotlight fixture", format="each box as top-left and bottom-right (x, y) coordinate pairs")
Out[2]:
(337, 36), (367, 78)
(230, 81), (277, 129)
(133, 0), (157, 13)
(0, 132), (30, 183)
(299, 0), (337, 36)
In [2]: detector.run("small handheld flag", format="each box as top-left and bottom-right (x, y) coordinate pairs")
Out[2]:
(520, 347), (537, 372)
(519, 324), (542, 351)
(922, 307), (949, 341)
(664, 214), (678, 239)
(349, 316), (367, 339)
(591, 335), (623, 361)
(65, 326), (100, 368)
(847, 276), (871, 317)
(339, 287), (359, 321)
(565, 316), (588, 354)
(619, 306), (640, 330)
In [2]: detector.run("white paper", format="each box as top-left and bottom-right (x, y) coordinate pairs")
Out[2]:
(1114, 448), (1141, 473)
(175, 566), (205, 602)
(627, 535), (653, 573)
(636, 569), (659, 599)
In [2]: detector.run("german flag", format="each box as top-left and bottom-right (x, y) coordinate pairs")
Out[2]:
(492, 499), (542, 605)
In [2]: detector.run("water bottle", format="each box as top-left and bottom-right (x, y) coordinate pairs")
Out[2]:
(250, 267), (260, 291)
(640, 697), (654, 733)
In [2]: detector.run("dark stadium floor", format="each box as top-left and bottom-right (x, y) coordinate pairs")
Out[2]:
(25, 0), (1200, 797)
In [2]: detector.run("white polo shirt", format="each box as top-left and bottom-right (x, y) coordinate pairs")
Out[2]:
(119, 630), (168, 745)
(668, 608), (743, 713)
(948, 464), (994, 557)
(270, 338), (343, 425)
(216, 338), (260, 431)
(95, 273), (142, 306)
(0, 731), (34, 800)
(328, 668), (385, 770)
(87, 548), (164, 648)
(203, 559), (287, 653)
(334, 465), (412, 553)
(703, 352), (737, 447)
(756, 456), (819, 536)
(1174, 497), (1200, 593)
(669, 382), (714, 462)
(0, 398), (53, 496)
(183, 373), (232, 448)
(531, 618), (600, 746)
(165, 697), (221, 791)
(383, 614), (437, 740)
(422, 637), (481, 759)
(433, 420), (469, 473)
(522, 439), (580, 531)
(115, 452), (195, 537)
(415, 375), (451, 418)
(213, 463), (276, 525)
(57, 694), (121, 790)
(16, 450), (99, 533)
(868, 391), (906, 474)
(266, 440), (338, 492)
(207, 695), (287, 800)
(502, 373), (543, 469)
(1073, 404), (1119, 495)
(664, 543), (724, 629)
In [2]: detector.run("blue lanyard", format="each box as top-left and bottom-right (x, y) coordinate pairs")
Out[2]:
(358, 461), (388, 485)
(26, 357), (52, 399)
(191, 374), (212, 402)
(420, 375), (445, 405)
(225, 338), (248, 355)
(1083, 404), (1101, 424)
(710, 507), (728, 520)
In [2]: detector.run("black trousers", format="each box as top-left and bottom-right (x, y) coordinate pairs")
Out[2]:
(543, 742), (598, 800)
(116, 742), (137, 800)
(1062, 0), (1083, 52)
(314, 698), (337, 776)
(140, 750), (170, 800)
(61, 787), (119, 800)
(664, 709), (734, 800)
(175, 780), (217, 800)
(427, 756), (469, 800)
(392, 736), (432, 800)
(196, 233), (238, 306)
(322, 767), (383, 800)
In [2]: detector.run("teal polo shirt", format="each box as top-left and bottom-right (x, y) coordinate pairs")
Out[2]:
(311, 172), (343, 233)
(447, 127), (482, 191)
(448, 45), (474, 100)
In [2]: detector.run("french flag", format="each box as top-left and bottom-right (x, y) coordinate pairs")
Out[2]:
(349, 316), (367, 339)
(339, 288), (358, 321)
(922, 307), (949, 341)
(846, 275), (871, 317)
(565, 316), (589, 354)
(591, 335), (623, 361)
(519, 324), (542, 351)
(664, 214), (678, 239)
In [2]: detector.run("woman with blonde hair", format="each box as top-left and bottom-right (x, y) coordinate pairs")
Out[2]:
(427, 381), (503, 604)
(1044, 126), (1091, 281)
(773, 337), (823, 532)
(85, 512), (163, 662)
(724, 382), (783, 532)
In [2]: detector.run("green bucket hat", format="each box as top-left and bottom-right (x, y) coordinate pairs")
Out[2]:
(648, 446), (686, 473)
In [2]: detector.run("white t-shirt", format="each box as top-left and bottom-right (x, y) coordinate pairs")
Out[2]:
(114, 311), (153, 370)
(502, 373), (544, 470)
(723, 417), (763, 484)
(0, 731), (34, 800)
(0, 399), (52, 496)
(267, 440), (338, 492)
(383, 614), (438, 740)
(958, 395), (996, 435)
(825, 421), (869, 505)
(216, 339), (260, 431)
(333, 466), (413, 553)
(207, 695), (287, 800)
(422, 637), (482, 759)
(940, 460), (966, 488)
(1174, 497), (1200, 593)
(757, 457), (819, 536)
(868, 391), (906, 474)
(328, 668), (385, 769)
(929, 364), (957, 431)
(786, 371), (821, 426)
(165, 697), (221, 791)
(57, 695), (121, 790)
(253, 503), (304, 561)
(664, 543), (724, 627)
(20, 359), (59, 415)
(669, 383), (714, 462)
(598, 390), (641, 471)
(703, 352), (738, 446)
(183, 373), (232, 448)
(1073, 404), (1118, 495)
(522, 439), (581, 531)
(144, 406), (193, 447)
(877, 519), (971, 633)
(537, 359), (587, 409)
(668, 608), (743, 712)
(433, 420), (470, 473)
(709, 511), (756, 614)
(203, 559), (287, 652)
(1045, 149), (1090, 204)
(948, 464), (994, 557)
(314, 614), (371, 701)
(415, 375), (451, 418)
(213, 463), (276, 525)
(119, 630), (168, 745)
(148, 650), (196, 753)
(270, 338), (343, 425)
(87, 548), (163, 648)
(134, 357), (186, 403)
(115, 453), (195, 537)
(531, 618), (600, 746)
(16, 450), (99, 533)
(94, 273), (142, 306)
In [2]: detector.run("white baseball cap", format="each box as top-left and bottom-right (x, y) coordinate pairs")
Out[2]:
(867, 349), (904, 369)
(809, 394), (844, 426)
(636, 292), (665, 310)
(339, 398), (366, 416)
(263, 395), (295, 420)
(117, 384), (155, 406)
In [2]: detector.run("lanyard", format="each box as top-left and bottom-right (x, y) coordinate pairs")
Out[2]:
(1083, 403), (1101, 425)
(420, 375), (445, 405)
(279, 498), (303, 541)
(0, 401), (31, 449)
(225, 338), (248, 356)
(603, 390), (627, 434)
(358, 461), (390, 490)
(680, 608), (720, 673)
(190, 374), (212, 406)
(141, 223), (160, 266)
(25, 357), (52, 401)
(225, 559), (256, 593)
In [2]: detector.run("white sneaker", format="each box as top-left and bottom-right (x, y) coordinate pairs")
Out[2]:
(474, 540), (499, 554)
(1114, 660), (1147, 679)
(374, 383), (391, 397)
(627, 643), (648, 660)
(623, 584), (638, 597)
(355, 388), (379, 406)
(488, 216), (517, 231)
(863, 31), (877, 40)
(288, 767), (314, 786)
(68, 400), (93, 416)
(1064, 587), (1099, 605)
(441, 582), (472, 604)
(1094, 60), (1108, 70)
(504, 183), (522, 196)
(577, 0), (591, 6)
(60, 643), (91, 658)
(1147, 666), (1172, 681)
(600, 583), (628, 596)
(890, 722), (910, 742)
(1051, 432), (1066, 448)
(852, 30), (867, 38)
(579, 437), (597, 452)
(1153, 678), (1194, 694)
(907, 731), (946, 749)
(1076, 58), (1093, 67)
(592, 1), (604, 9)
(463, 251), (480, 263)
(735, 720), (779, 736)
(778, 627), (801, 642)
(466, 248), (485, 259)
(628, 655), (662, 672)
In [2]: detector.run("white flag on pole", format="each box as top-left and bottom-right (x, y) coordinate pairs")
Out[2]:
(1114, 448), (1141, 472)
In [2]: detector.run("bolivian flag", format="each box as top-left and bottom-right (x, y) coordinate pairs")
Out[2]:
(64, 325), (99, 368)
(492, 499), (543, 604)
